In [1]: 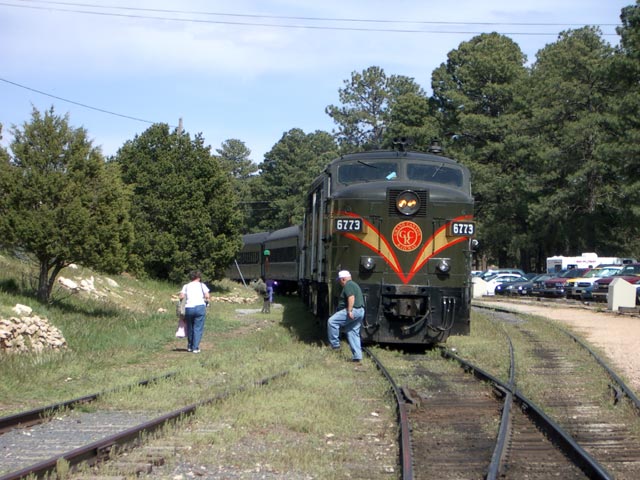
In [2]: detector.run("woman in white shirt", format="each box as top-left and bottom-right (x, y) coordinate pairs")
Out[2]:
(179, 270), (210, 353)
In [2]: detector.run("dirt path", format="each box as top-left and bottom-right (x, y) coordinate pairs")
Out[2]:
(474, 299), (640, 394)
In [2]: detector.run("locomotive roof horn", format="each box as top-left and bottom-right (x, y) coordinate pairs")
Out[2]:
(392, 137), (412, 151)
(428, 139), (444, 155)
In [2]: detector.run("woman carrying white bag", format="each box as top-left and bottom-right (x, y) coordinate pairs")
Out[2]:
(175, 296), (187, 338)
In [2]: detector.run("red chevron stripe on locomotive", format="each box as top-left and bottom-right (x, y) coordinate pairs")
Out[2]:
(336, 211), (473, 284)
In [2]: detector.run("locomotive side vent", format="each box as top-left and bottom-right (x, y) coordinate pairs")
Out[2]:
(388, 189), (428, 217)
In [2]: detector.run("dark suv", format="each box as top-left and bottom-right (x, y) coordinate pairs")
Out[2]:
(541, 268), (591, 297)
(592, 263), (640, 301)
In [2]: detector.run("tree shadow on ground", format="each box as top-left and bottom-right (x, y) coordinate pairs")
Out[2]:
(279, 295), (325, 346)
(0, 278), (123, 318)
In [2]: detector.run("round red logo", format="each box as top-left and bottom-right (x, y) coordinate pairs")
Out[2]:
(392, 221), (422, 252)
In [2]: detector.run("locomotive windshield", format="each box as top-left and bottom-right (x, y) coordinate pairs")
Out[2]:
(407, 162), (463, 187)
(337, 161), (398, 184)
(337, 159), (464, 188)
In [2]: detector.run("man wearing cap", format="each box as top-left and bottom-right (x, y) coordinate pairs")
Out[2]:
(328, 270), (365, 362)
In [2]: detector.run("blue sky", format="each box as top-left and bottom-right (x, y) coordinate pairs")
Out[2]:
(0, 0), (632, 163)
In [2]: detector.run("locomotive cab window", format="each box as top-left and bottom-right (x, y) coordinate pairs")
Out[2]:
(338, 161), (399, 185)
(407, 163), (463, 187)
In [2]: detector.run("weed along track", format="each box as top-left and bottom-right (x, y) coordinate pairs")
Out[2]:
(0, 371), (290, 479)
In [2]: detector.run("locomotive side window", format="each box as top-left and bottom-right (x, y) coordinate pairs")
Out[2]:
(338, 161), (399, 184)
(407, 163), (463, 187)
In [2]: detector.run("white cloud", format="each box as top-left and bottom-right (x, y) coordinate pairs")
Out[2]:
(0, 0), (630, 160)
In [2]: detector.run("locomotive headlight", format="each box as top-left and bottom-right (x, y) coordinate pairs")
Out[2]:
(361, 256), (376, 271)
(396, 190), (420, 216)
(436, 259), (451, 273)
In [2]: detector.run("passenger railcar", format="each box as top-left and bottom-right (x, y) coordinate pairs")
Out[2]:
(226, 231), (269, 285)
(301, 145), (475, 344)
(263, 225), (301, 295)
(226, 227), (301, 295)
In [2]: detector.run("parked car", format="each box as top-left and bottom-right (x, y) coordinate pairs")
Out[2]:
(480, 268), (527, 281)
(541, 268), (591, 297)
(527, 274), (554, 296)
(565, 265), (623, 300)
(495, 274), (537, 295)
(592, 263), (640, 301)
(495, 281), (519, 295)
(503, 273), (552, 296)
(485, 273), (528, 296)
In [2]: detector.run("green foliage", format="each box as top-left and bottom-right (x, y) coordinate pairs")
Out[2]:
(250, 129), (338, 231)
(0, 107), (133, 302)
(524, 27), (629, 258)
(384, 93), (440, 151)
(216, 139), (259, 233)
(115, 124), (242, 283)
(431, 33), (530, 267)
(325, 65), (427, 150)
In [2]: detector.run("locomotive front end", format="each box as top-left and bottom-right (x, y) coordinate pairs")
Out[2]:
(325, 150), (475, 345)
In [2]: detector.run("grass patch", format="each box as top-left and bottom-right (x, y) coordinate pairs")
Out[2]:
(0, 251), (259, 412)
(0, 251), (399, 478)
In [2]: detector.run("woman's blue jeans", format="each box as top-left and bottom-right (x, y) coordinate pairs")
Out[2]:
(328, 307), (365, 360)
(185, 304), (206, 350)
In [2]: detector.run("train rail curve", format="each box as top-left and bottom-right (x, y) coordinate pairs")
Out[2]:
(476, 306), (640, 478)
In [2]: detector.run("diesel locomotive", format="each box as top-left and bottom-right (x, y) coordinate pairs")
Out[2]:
(228, 143), (475, 345)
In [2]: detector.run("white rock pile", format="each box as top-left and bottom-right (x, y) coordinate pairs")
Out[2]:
(0, 304), (67, 354)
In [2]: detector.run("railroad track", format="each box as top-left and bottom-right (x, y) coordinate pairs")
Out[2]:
(477, 305), (640, 478)
(0, 371), (289, 479)
(368, 305), (640, 479)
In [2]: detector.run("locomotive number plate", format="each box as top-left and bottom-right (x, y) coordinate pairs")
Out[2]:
(334, 217), (364, 233)
(448, 221), (475, 236)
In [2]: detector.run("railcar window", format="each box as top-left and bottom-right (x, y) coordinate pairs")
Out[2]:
(338, 161), (398, 184)
(407, 163), (463, 187)
(238, 251), (260, 264)
(269, 246), (297, 262)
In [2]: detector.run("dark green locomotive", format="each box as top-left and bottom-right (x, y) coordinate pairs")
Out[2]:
(300, 146), (475, 344)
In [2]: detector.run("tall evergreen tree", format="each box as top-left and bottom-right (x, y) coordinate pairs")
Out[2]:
(252, 129), (338, 231)
(0, 107), (133, 302)
(116, 124), (241, 283)
(608, 1), (640, 257)
(431, 33), (529, 268)
(216, 139), (258, 233)
(384, 92), (440, 151)
(524, 27), (624, 257)
(326, 66), (426, 150)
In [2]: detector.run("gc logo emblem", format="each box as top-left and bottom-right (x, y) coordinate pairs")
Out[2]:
(392, 221), (422, 252)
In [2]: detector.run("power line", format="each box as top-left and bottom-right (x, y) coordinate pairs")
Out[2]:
(11, 0), (623, 27)
(1, 0), (622, 36)
(0, 77), (176, 126)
